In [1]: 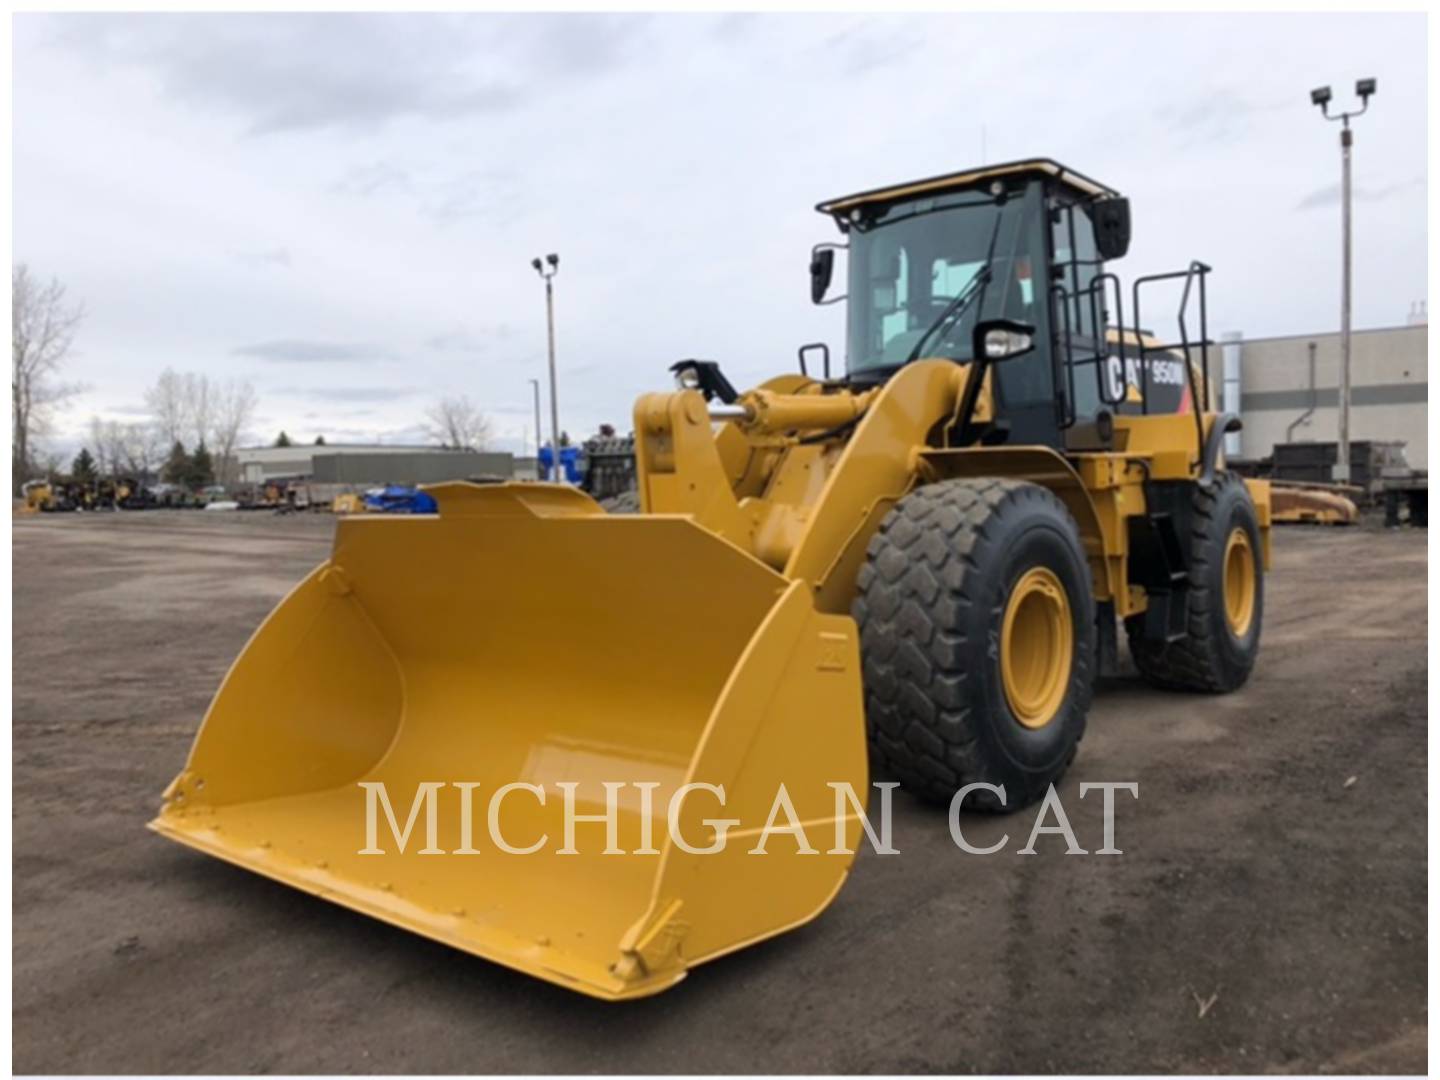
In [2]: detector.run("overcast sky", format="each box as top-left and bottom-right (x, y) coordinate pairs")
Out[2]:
(13, 12), (1428, 456)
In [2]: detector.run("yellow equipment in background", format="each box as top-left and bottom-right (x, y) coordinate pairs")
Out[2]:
(153, 159), (1271, 1000)
(330, 491), (367, 515)
(22, 480), (55, 513)
(1270, 482), (1359, 524)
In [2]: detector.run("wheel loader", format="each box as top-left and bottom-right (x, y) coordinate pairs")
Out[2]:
(152, 158), (1270, 1000)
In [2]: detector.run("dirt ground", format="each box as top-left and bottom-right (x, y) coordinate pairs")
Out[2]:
(12, 510), (1427, 1074)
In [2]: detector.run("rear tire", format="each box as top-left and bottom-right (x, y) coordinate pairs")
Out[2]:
(599, 490), (640, 514)
(1126, 472), (1263, 692)
(854, 478), (1095, 811)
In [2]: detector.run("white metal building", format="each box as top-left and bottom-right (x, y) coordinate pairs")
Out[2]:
(236, 444), (467, 485)
(1214, 323), (1428, 468)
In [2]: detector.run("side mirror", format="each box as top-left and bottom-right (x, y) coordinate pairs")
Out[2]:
(1092, 197), (1131, 260)
(972, 318), (1036, 362)
(809, 247), (835, 304)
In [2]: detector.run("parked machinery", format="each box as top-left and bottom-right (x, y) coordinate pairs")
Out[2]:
(154, 159), (1270, 1001)
(580, 425), (638, 504)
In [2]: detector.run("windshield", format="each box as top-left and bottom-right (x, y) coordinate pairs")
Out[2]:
(845, 181), (1046, 374)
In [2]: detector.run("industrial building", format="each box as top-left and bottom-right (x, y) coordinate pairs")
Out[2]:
(235, 443), (514, 486)
(1214, 321), (1428, 469)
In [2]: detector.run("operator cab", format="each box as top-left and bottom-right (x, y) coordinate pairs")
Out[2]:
(812, 159), (1205, 452)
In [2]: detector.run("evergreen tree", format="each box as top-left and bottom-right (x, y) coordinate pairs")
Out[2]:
(162, 440), (190, 484)
(314, 435), (326, 446)
(189, 441), (215, 487)
(71, 447), (98, 485)
(274, 431), (292, 448)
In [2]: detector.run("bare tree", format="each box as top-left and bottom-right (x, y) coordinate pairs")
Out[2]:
(87, 416), (133, 480)
(183, 372), (214, 450)
(89, 415), (111, 477)
(144, 368), (187, 447)
(12, 265), (84, 486)
(424, 395), (493, 450)
(208, 378), (258, 484)
(120, 422), (163, 480)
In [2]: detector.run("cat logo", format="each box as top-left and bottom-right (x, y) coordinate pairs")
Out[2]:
(1101, 343), (1193, 415)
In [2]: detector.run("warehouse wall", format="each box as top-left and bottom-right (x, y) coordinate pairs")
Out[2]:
(1225, 324), (1428, 468)
(310, 451), (514, 484)
(236, 444), (510, 485)
(240, 444), (425, 483)
(238, 454), (313, 483)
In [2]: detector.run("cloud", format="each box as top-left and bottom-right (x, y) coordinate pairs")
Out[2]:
(417, 169), (523, 223)
(375, 423), (434, 445)
(1296, 176), (1425, 210)
(519, 12), (649, 76)
(234, 247), (292, 268)
(305, 406), (379, 418)
(53, 15), (518, 134)
(330, 161), (412, 198)
(424, 323), (514, 352)
(331, 160), (522, 223)
(275, 384), (418, 402)
(487, 402), (541, 417)
(823, 18), (925, 76)
(426, 330), (486, 352)
(330, 157), (525, 224)
(1156, 88), (1286, 145)
(50, 13), (646, 135)
(710, 13), (757, 41)
(233, 340), (393, 363)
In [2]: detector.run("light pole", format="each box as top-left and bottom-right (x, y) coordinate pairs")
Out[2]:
(531, 253), (562, 482)
(527, 377), (543, 479)
(1310, 77), (1376, 484)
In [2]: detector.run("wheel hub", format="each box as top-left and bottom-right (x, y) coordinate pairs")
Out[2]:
(1223, 526), (1256, 637)
(1001, 566), (1073, 729)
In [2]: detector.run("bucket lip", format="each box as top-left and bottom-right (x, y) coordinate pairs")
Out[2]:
(147, 813), (687, 1002)
(419, 481), (605, 520)
(334, 483), (790, 586)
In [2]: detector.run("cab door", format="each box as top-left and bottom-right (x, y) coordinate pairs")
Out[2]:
(982, 183), (1065, 448)
(1053, 199), (1132, 451)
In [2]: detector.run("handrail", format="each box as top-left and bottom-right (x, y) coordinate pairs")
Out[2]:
(1130, 261), (1213, 470)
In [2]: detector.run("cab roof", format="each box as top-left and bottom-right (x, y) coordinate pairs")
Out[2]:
(816, 158), (1119, 219)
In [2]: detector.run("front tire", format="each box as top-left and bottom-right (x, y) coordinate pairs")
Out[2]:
(854, 478), (1095, 811)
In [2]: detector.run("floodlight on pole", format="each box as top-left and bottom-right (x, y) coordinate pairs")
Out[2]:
(1310, 77), (1376, 484)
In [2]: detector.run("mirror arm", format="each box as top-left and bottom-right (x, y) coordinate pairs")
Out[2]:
(953, 358), (994, 447)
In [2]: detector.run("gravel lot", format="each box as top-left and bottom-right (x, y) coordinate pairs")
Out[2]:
(12, 510), (1427, 1073)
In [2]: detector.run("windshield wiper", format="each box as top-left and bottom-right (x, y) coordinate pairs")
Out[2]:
(903, 206), (1009, 366)
(903, 264), (992, 365)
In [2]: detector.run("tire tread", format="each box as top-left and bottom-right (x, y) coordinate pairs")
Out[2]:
(1127, 472), (1259, 692)
(854, 478), (1093, 810)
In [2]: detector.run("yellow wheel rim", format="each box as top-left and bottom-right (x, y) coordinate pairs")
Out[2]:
(1001, 567), (1073, 730)
(1223, 527), (1256, 637)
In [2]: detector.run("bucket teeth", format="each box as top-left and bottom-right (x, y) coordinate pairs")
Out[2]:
(617, 900), (688, 981)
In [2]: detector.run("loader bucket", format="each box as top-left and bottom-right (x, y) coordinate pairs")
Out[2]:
(151, 482), (868, 1000)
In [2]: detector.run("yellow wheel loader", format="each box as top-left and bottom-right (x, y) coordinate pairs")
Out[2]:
(20, 480), (54, 513)
(152, 159), (1271, 1000)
